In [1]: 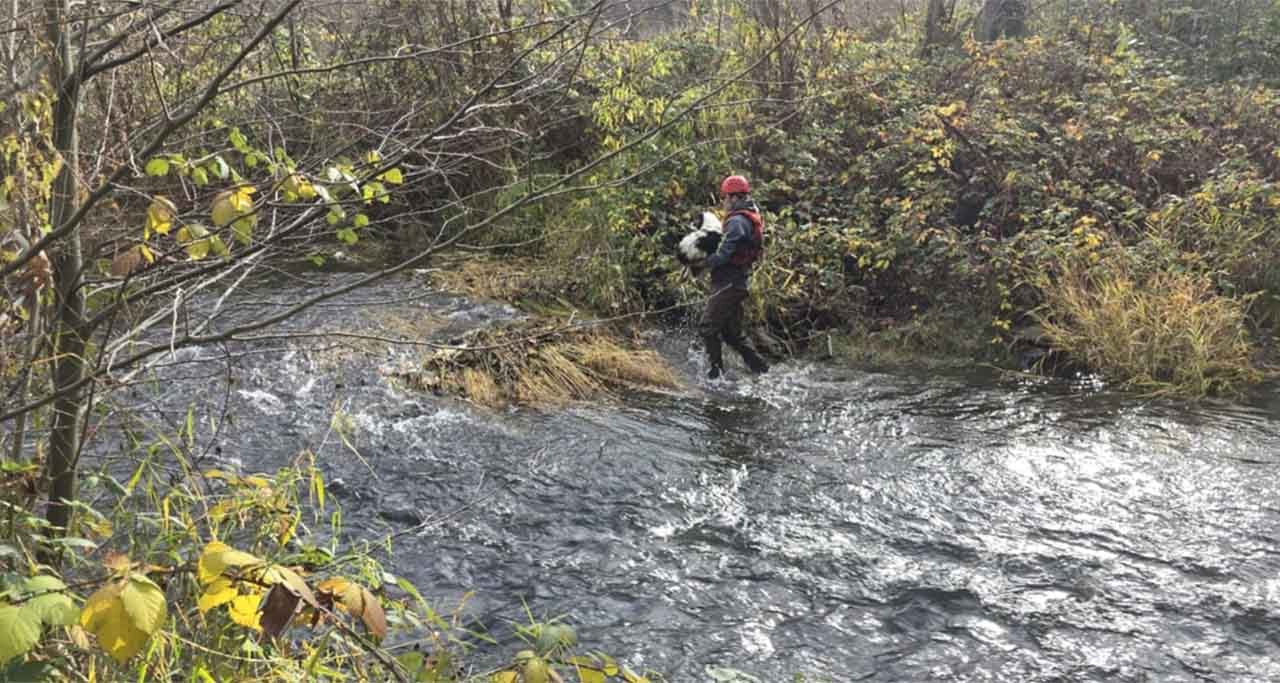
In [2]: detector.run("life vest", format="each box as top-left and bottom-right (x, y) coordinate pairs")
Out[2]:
(726, 209), (764, 267)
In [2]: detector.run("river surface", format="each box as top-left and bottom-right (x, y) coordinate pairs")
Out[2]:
(101, 273), (1280, 682)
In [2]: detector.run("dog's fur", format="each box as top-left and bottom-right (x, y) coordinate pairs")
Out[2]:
(677, 211), (723, 267)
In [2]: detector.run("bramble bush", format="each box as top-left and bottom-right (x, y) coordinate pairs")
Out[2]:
(519, 7), (1279, 394)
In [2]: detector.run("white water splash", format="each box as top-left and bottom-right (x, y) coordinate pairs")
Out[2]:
(236, 389), (285, 415)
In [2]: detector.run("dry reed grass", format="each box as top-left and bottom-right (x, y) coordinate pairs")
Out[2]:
(402, 320), (680, 408)
(430, 255), (551, 302)
(1034, 253), (1261, 396)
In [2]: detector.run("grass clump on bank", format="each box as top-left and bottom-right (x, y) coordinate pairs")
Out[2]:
(401, 319), (680, 408)
(1034, 253), (1260, 396)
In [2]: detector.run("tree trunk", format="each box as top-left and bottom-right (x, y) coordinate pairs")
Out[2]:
(976, 0), (1028, 42)
(42, 0), (86, 556)
(920, 0), (953, 56)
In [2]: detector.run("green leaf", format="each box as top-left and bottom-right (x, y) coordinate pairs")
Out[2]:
(380, 168), (404, 185)
(353, 213), (369, 229)
(232, 217), (254, 245)
(208, 156), (230, 180)
(191, 167), (209, 186)
(20, 576), (65, 595)
(229, 128), (249, 153)
(120, 575), (166, 635)
(209, 235), (229, 258)
(145, 158), (170, 177)
(245, 153), (259, 169)
(336, 228), (358, 245)
(26, 593), (77, 627)
(0, 605), (41, 664)
(2, 661), (56, 681)
(18, 576), (76, 627)
(42, 537), (95, 551)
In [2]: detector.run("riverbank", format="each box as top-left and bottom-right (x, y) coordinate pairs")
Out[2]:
(468, 27), (1280, 396)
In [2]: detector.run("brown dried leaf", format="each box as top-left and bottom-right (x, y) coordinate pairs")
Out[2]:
(259, 584), (301, 638)
(333, 583), (386, 640)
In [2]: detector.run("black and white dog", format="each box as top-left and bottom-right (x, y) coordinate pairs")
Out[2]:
(676, 211), (722, 269)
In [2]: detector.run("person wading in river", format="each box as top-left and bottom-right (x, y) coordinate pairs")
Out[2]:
(700, 174), (770, 379)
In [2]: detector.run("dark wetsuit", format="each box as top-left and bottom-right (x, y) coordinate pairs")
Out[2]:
(699, 200), (769, 377)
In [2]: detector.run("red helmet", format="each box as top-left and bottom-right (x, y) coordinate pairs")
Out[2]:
(720, 174), (750, 196)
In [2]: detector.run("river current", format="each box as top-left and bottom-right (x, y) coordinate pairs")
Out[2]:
(101, 274), (1280, 682)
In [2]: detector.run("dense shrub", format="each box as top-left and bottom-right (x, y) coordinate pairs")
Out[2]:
(522, 10), (1280, 393)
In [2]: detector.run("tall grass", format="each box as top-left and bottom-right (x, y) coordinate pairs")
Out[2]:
(1034, 252), (1261, 396)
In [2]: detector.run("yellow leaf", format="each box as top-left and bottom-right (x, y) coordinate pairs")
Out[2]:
(175, 225), (211, 260)
(197, 578), (238, 614)
(146, 196), (177, 236)
(211, 192), (237, 227)
(228, 592), (262, 631)
(229, 190), (254, 212)
(197, 542), (261, 585)
(490, 673), (518, 683)
(243, 475), (270, 489)
(516, 651), (551, 683)
(120, 574), (166, 635)
(80, 581), (149, 664)
(316, 577), (352, 597)
(259, 565), (318, 610)
(380, 168), (404, 185)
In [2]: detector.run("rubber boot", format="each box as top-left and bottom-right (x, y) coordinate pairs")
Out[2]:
(729, 341), (769, 374)
(742, 349), (769, 374)
(704, 336), (724, 379)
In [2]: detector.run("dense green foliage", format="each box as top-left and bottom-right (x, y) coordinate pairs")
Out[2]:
(500, 2), (1280, 393)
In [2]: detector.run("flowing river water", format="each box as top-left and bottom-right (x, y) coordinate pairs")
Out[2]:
(102, 274), (1280, 681)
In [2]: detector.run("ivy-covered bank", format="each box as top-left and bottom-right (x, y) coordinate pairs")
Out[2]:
(485, 8), (1280, 396)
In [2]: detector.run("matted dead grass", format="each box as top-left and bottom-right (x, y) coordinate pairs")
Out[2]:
(398, 319), (680, 408)
(429, 254), (553, 302)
